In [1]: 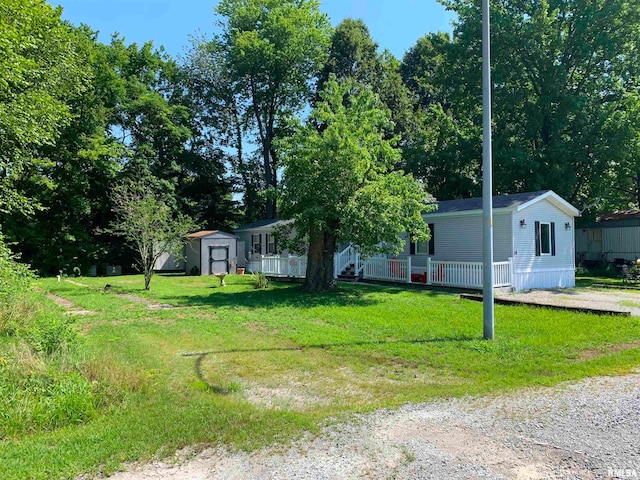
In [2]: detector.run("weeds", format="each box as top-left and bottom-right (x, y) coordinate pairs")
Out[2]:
(253, 271), (270, 289)
(0, 291), (126, 440)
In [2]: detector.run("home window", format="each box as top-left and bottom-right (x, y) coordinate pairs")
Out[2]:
(266, 234), (276, 254)
(411, 224), (434, 255)
(535, 221), (555, 256)
(251, 234), (262, 254)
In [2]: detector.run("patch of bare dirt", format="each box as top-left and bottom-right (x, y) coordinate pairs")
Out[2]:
(243, 382), (333, 410)
(64, 278), (89, 287)
(576, 341), (640, 361)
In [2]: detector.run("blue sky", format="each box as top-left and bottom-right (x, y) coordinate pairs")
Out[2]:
(55, 0), (455, 60)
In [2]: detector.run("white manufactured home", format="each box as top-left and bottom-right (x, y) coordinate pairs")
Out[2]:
(238, 191), (580, 292)
(393, 190), (580, 291)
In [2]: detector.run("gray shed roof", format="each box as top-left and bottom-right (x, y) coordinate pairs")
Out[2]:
(425, 190), (580, 217)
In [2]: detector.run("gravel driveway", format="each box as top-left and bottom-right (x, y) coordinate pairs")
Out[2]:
(496, 288), (640, 316)
(104, 372), (640, 480)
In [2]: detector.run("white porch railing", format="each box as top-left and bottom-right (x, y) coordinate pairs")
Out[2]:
(260, 255), (308, 278)
(245, 260), (261, 273)
(417, 257), (512, 289)
(258, 252), (512, 289)
(362, 257), (412, 283)
(493, 260), (512, 287)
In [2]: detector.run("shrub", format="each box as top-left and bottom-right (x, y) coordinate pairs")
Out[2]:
(0, 233), (34, 301)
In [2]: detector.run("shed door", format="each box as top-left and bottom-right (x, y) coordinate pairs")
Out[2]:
(209, 246), (229, 275)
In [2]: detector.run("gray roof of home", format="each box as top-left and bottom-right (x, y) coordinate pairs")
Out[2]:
(234, 218), (292, 231)
(426, 190), (552, 214)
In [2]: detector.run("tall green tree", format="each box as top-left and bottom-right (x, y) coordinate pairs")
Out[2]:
(402, 0), (640, 207)
(204, 0), (332, 219)
(0, 0), (89, 215)
(596, 90), (640, 209)
(183, 37), (262, 223)
(320, 19), (415, 142)
(280, 77), (431, 292)
(12, 27), (124, 275)
(401, 32), (482, 200)
(318, 18), (379, 89)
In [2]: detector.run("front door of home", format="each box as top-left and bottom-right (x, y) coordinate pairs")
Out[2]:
(209, 246), (229, 275)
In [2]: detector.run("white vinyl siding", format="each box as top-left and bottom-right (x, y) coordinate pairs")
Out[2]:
(235, 222), (296, 262)
(417, 212), (512, 262)
(512, 198), (575, 290)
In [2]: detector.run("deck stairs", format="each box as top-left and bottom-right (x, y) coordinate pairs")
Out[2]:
(337, 262), (361, 282)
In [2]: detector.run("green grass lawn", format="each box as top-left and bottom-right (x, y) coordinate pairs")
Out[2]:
(2, 273), (639, 479)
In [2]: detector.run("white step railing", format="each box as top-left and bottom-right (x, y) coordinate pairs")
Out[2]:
(333, 245), (355, 277)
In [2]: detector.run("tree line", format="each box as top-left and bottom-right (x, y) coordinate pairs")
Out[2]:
(2, 0), (640, 280)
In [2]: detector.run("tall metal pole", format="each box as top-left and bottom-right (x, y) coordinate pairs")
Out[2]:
(482, 0), (495, 340)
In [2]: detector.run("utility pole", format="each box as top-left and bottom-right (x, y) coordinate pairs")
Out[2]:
(482, 0), (495, 340)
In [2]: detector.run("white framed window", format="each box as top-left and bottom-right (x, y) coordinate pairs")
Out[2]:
(251, 234), (262, 254)
(415, 240), (429, 254)
(540, 223), (551, 254)
(411, 223), (435, 255)
(535, 221), (555, 256)
(266, 234), (276, 254)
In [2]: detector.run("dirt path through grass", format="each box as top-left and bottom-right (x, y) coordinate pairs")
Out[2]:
(103, 372), (640, 480)
(63, 279), (174, 310)
(43, 291), (96, 315)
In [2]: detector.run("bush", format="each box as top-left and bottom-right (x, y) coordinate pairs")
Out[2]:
(0, 233), (34, 301)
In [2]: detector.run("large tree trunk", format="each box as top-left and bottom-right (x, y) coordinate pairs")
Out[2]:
(264, 127), (277, 219)
(304, 225), (337, 292)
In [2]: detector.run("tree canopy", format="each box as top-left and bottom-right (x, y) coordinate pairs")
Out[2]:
(0, 0), (90, 215)
(402, 0), (640, 209)
(280, 77), (431, 291)
(204, 0), (332, 219)
(4, 0), (640, 277)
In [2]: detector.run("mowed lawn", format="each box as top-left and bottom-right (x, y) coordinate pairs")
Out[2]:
(3, 274), (640, 479)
